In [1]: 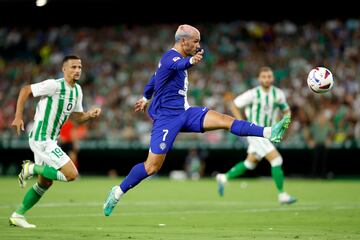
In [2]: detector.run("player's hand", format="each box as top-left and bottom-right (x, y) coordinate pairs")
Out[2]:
(88, 108), (101, 118)
(134, 98), (148, 113)
(191, 49), (204, 65)
(11, 117), (25, 135)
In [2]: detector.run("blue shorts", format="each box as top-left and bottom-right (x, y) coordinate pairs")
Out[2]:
(149, 106), (209, 154)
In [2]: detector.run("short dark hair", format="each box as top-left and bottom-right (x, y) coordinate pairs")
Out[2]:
(62, 55), (81, 65)
(258, 66), (273, 77)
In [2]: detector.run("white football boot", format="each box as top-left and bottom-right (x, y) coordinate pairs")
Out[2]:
(278, 192), (297, 205)
(18, 160), (34, 188)
(9, 212), (36, 228)
(216, 174), (228, 197)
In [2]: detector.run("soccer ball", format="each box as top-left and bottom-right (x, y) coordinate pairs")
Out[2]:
(307, 67), (334, 93)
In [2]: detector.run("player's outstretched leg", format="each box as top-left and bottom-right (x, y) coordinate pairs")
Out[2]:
(270, 115), (291, 143)
(203, 110), (290, 142)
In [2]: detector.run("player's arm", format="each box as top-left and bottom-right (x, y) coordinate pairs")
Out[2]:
(278, 90), (291, 117)
(70, 85), (101, 123)
(282, 108), (291, 116)
(12, 79), (57, 135)
(231, 90), (253, 120)
(230, 102), (244, 120)
(11, 85), (32, 135)
(134, 74), (155, 112)
(70, 108), (101, 124)
(166, 50), (204, 70)
(281, 104), (291, 117)
(224, 92), (243, 119)
(143, 74), (155, 100)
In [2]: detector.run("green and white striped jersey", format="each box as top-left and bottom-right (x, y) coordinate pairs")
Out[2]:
(233, 86), (289, 127)
(29, 78), (83, 141)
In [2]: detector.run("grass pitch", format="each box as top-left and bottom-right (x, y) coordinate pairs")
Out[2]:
(0, 176), (359, 239)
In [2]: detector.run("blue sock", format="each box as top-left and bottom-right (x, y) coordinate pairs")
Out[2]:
(230, 120), (264, 137)
(120, 163), (149, 193)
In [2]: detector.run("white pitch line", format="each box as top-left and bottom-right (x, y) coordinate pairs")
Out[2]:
(1, 200), (359, 209)
(1, 201), (359, 220)
(333, 206), (360, 210)
(0, 206), (323, 219)
(0, 200), (318, 209)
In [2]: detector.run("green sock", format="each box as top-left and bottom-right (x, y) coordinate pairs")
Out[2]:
(271, 166), (284, 192)
(225, 161), (248, 180)
(34, 165), (67, 181)
(16, 183), (48, 215)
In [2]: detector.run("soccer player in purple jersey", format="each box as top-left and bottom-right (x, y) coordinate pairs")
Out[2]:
(103, 25), (291, 216)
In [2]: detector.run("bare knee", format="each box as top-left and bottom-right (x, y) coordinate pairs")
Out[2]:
(144, 162), (161, 175)
(203, 110), (235, 131)
(144, 152), (166, 175)
(244, 159), (257, 170)
(64, 168), (79, 181)
(60, 159), (79, 181)
(220, 113), (234, 129)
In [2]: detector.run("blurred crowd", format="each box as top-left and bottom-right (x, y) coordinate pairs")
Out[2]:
(1, 19), (360, 149)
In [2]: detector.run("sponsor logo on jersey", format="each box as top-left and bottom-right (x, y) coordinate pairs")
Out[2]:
(173, 57), (180, 62)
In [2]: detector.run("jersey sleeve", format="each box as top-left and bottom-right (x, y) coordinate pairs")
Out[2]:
(162, 54), (193, 71)
(233, 89), (254, 108)
(73, 85), (84, 112)
(30, 79), (58, 97)
(143, 74), (156, 100)
(278, 89), (289, 111)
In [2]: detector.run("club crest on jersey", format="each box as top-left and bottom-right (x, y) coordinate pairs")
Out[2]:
(173, 57), (181, 62)
(160, 142), (166, 150)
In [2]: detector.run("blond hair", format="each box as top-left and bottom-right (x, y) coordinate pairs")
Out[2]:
(175, 24), (200, 42)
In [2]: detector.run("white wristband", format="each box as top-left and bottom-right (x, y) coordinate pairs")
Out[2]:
(189, 57), (194, 65)
(142, 96), (149, 103)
